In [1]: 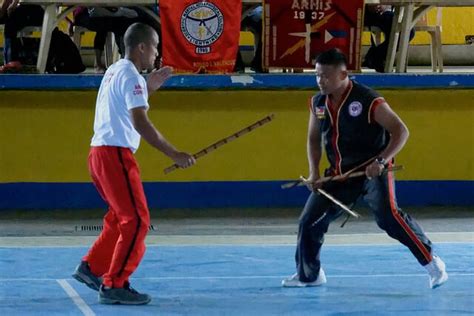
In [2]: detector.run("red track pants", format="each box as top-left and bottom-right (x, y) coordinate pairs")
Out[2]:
(84, 146), (150, 288)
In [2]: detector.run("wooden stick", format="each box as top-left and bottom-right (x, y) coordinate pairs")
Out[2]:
(281, 165), (404, 189)
(316, 188), (361, 218)
(164, 114), (275, 174)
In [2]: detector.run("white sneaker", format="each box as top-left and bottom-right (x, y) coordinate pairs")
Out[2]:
(424, 255), (448, 289)
(282, 268), (327, 287)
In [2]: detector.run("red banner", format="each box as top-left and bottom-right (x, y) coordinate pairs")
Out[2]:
(160, 0), (241, 73)
(263, 0), (364, 71)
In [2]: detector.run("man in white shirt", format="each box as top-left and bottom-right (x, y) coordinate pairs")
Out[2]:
(72, 22), (195, 305)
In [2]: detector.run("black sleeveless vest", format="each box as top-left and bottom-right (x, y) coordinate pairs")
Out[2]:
(311, 81), (389, 175)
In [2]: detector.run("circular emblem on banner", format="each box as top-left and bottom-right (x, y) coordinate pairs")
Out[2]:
(348, 101), (363, 117)
(181, 2), (224, 49)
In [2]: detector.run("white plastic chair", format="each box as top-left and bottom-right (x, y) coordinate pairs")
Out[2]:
(413, 7), (443, 72)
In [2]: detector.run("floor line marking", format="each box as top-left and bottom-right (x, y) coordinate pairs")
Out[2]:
(2, 273), (472, 282)
(57, 279), (95, 316)
(1, 240), (472, 248)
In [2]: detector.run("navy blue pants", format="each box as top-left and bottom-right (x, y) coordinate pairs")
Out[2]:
(295, 169), (433, 282)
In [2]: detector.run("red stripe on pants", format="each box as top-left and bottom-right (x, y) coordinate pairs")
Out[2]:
(387, 162), (432, 263)
(84, 146), (150, 288)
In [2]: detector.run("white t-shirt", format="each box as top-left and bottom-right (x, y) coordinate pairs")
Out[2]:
(91, 59), (149, 153)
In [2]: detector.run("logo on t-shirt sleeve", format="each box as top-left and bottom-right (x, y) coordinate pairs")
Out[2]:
(133, 84), (144, 95)
(315, 105), (326, 120)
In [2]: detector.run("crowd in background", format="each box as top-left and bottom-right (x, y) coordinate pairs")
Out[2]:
(0, 2), (411, 74)
(0, 3), (162, 73)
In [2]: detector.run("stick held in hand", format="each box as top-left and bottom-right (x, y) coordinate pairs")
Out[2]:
(164, 114), (275, 174)
(281, 165), (404, 189)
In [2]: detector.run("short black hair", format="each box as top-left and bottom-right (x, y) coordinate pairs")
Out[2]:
(315, 48), (347, 67)
(124, 22), (157, 50)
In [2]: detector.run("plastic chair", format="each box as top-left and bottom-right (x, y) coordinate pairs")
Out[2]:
(413, 7), (443, 72)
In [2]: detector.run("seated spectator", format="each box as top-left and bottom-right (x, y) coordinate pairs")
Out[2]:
(235, 5), (264, 73)
(73, 7), (137, 73)
(363, 4), (415, 72)
(0, 0), (44, 72)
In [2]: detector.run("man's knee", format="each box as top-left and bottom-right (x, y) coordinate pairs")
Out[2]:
(375, 217), (389, 231)
(374, 211), (398, 233)
(299, 211), (330, 232)
(119, 217), (148, 237)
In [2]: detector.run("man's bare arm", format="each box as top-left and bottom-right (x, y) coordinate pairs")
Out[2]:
(366, 102), (409, 178)
(130, 107), (195, 168)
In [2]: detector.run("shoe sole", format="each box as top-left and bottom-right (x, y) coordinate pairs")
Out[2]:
(432, 273), (449, 289)
(282, 283), (320, 287)
(282, 280), (326, 287)
(99, 297), (151, 305)
(72, 272), (100, 292)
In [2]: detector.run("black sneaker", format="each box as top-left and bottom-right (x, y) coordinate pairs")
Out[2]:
(99, 284), (151, 305)
(72, 261), (102, 291)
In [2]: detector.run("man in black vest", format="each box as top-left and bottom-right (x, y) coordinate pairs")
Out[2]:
(282, 48), (447, 289)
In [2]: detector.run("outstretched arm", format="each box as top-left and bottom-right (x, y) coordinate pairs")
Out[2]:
(130, 107), (195, 169)
(146, 66), (173, 96)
